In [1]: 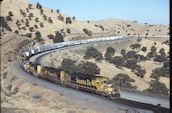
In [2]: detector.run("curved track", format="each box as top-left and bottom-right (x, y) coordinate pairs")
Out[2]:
(17, 36), (170, 113)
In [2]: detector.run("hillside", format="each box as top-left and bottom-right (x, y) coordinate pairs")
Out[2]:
(1, 0), (169, 44)
(90, 19), (169, 36)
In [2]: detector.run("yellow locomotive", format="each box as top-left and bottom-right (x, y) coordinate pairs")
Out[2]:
(24, 61), (120, 99)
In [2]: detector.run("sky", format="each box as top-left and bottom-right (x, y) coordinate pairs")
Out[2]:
(28, 0), (169, 24)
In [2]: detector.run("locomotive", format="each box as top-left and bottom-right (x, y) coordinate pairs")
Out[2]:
(24, 61), (120, 99)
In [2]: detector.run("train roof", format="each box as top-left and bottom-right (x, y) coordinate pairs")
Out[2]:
(70, 72), (103, 80)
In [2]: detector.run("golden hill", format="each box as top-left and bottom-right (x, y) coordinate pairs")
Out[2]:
(1, 0), (169, 44)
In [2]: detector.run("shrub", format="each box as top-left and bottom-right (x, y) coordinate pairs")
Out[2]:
(151, 46), (156, 52)
(47, 34), (54, 39)
(66, 28), (71, 34)
(154, 54), (167, 62)
(151, 67), (169, 79)
(9, 11), (13, 16)
(141, 46), (147, 52)
(40, 22), (44, 27)
(53, 31), (64, 43)
(48, 17), (53, 23)
(95, 52), (103, 62)
(146, 80), (168, 95)
(124, 59), (137, 70)
(104, 47), (115, 61)
(133, 66), (146, 78)
(29, 13), (34, 17)
(83, 28), (92, 36)
(120, 49), (126, 57)
(6, 16), (12, 21)
(61, 58), (77, 73)
(56, 9), (60, 13)
(29, 27), (34, 32)
(147, 51), (157, 59)
(84, 47), (100, 59)
(77, 61), (100, 74)
(99, 25), (104, 31)
(34, 25), (38, 29)
(43, 15), (47, 20)
(26, 8), (29, 12)
(58, 15), (64, 21)
(20, 9), (26, 17)
(125, 51), (136, 59)
(14, 30), (19, 34)
(28, 3), (33, 9)
(16, 20), (21, 26)
(35, 18), (39, 22)
(130, 44), (141, 49)
(34, 31), (44, 43)
(72, 16), (76, 21)
(134, 54), (147, 62)
(159, 48), (166, 56)
(111, 73), (136, 89)
(111, 56), (125, 67)
(66, 17), (72, 24)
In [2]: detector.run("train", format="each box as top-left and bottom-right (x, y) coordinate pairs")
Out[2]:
(19, 36), (124, 99)
(24, 61), (120, 99)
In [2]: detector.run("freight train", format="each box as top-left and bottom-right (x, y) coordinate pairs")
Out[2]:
(19, 37), (123, 99)
(24, 61), (120, 99)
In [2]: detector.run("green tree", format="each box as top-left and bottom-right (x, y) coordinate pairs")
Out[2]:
(146, 80), (168, 95)
(104, 47), (115, 61)
(111, 73), (136, 89)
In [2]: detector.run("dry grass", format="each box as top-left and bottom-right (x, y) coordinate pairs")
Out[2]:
(45, 38), (169, 91)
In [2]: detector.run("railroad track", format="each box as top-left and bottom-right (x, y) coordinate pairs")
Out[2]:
(20, 35), (170, 113)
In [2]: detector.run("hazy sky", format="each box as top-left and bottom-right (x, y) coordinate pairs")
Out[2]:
(28, 0), (169, 24)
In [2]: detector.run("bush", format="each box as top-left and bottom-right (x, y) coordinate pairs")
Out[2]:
(84, 47), (100, 59)
(130, 44), (141, 49)
(28, 3), (33, 9)
(0, 16), (12, 31)
(34, 25), (38, 29)
(99, 25), (104, 31)
(58, 15), (64, 21)
(48, 17), (53, 23)
(34, 31), (44, 43)
(141, 46), (147, 52)
(29, 27), (34, 32)
(47, 34), (54, 39)
(66, 17), (72, 24)
(66, 28), (71, 34)
(53, 31), (64, 43)
(120, 49), (126, 57)
(159, 48), (166, 56)
(77, 61), (100, 74)
(61, 58), (77, 73)
(35, 18), (39, 22)
(147, 51), (157, 59)
(111, 73), (136, 89)
(14, 30), (19, 34)
(151, 46), (157, 52)
(125, 51), (136, 59)
(146, 80), (168, 95)
(154, 54), (167, 62)
(56, 9), (60, 13)
(72, 16), (76, 21)
(6, 16), (12, 21)
(25, 19), (29, 27)
(83, 28), (92, 36)
(134, 54), (147, 62)
(40, 22), (44, 27)
(133, 66), (146, 78)
(124, 59), (137, 70)
(9, 11), (13, 16)
(95, 52), (103, 62)
(111, 56), (124, 67)
(43, 15), (47, 20)
(104, 47), (115, 61)
(151, 67), (169, 79)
